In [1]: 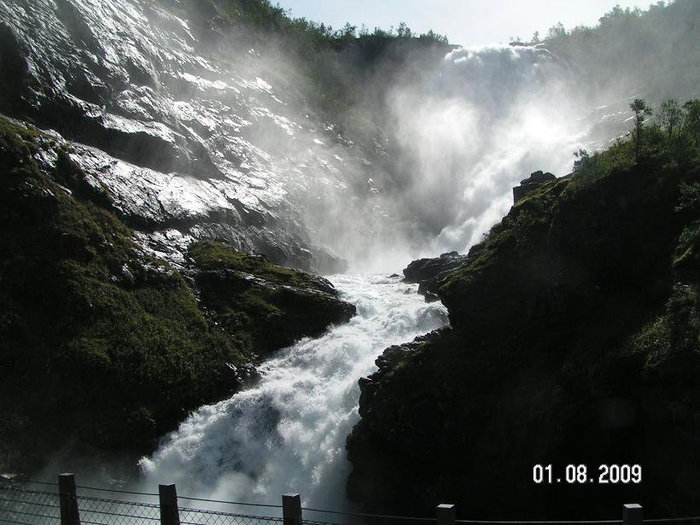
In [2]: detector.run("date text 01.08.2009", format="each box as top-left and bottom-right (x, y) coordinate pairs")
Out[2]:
(533, 464), (642, 484)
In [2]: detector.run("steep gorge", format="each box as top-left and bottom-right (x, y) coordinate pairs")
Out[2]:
(1, 0), (700, 518)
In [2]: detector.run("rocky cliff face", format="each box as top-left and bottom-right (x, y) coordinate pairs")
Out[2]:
(0, 0), (388, 273)
(0, 115), (354, 473)
(347, 159), (700, 518)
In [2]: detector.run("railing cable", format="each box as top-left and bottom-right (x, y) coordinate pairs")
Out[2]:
(25, 480), (58, 487)
(645, 519), (700, 523)
(179, 494), (283, 509)
(76, 485), (159, 497)
(302, 507), (436, 521)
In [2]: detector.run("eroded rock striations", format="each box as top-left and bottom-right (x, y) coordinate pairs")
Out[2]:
(348, 161), (700, 518)
(0, 0), (393, 273)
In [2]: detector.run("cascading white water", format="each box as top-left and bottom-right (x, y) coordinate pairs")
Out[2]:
(139, 274), (448, 509)
(384, 44), (625, 260)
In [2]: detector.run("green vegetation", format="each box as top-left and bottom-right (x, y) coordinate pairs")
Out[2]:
(630, 98), (652, 162)
(440, 176), (570, 297)
(213, 0), (448, 50)
(189, 239), (331, 291)
(571, 97), (700, 188)
(180, 0), (450, 140)
(0, 117), (250, 469)
(538, 1), (700, 101)
(659, 98), (682, 139)
(630, 284), (700, 372)
(188, 240), (354, 356)
(0, 116), (353, 473)
(631, 178), (700, 377)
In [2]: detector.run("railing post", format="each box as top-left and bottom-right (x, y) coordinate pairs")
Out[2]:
(283, 493), (302, 525)
(58, 473), (80, 525)
(624, 504), (643, 525)
(159, 484), (180, 525)
(437, 504), (456, 525)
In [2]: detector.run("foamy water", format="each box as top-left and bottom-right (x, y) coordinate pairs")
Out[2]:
(139, 274), (448, 510)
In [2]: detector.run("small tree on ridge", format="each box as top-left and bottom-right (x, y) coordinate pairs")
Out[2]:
(659, 98), (682, 140)
(630, 98), (652, 162)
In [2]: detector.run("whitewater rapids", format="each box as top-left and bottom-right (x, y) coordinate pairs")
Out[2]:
(139, 274), (448, 510)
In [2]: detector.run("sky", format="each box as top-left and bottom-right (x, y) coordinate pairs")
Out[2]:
(275, 0), (651, 47)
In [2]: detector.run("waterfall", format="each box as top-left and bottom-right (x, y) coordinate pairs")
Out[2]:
(139, 274), (448, 509)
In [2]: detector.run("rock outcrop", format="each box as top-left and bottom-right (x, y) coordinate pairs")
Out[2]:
(188, 240), (356, 356)
(512, 170), (556, 203)
(403, 251), (468, 300)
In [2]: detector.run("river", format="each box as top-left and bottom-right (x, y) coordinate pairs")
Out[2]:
(139, 273), (448, 511)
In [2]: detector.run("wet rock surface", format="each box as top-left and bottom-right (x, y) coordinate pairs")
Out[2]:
(0, 0), (383, 273)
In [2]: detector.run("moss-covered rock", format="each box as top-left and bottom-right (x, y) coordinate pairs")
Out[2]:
(348, 160), (700, 518)
(0, 116), (354, 474)
(188, 240), (356, 356)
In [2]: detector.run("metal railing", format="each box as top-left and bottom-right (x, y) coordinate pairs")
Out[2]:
(1, 474), (699, 525)
(0, 485), (59, 525)
(0, 476), (286, 525)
